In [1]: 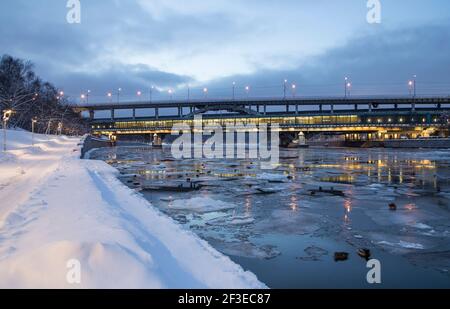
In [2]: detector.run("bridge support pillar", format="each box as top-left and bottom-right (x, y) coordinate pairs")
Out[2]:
(331, 104), (334, 114)
(295, 104), (298, 115)
(264, 105), (267, 115)
(89, 110), (94, 120)
(178, 106), (182, 118)
(354, 104), (358, 111)
(111, 109), (115, 120)
(286, 105), (289, 113)
(155, 107), (159, 119)
(369, 104), (372, 112)
(132, 109), (136, 119)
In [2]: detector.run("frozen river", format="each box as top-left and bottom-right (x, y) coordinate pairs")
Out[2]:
(89, 146), (450, 288)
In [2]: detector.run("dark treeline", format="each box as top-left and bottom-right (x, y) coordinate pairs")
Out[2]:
(0, 54), (87, 135)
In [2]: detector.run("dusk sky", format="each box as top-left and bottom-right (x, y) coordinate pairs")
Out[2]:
(1, 0), (450, 101)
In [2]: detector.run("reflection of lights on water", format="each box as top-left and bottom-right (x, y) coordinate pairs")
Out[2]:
(344, 199), (352, 213)
(405, 204), (416, 211)
(343, 199), (352, 224)
(290, 195), (298, 212)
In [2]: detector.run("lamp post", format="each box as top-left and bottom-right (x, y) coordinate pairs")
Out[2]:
(168, 89), (173, 100)
(409, 75), (417, 111)
(57, 122), (63, 136)
(45, 120), (52, 136)
(346, 82), (352, 98)
(245, 86), (250, 98)
(283, 79), (288, 100)
(80, 93), (86, 103)
(344, 77), (350, 98)
(408, 76), (416, 97)
(117, 88), (122, 103)
(150, 86), (154, 102)
(107, 92), (112, 103)
(2, 109), (13, 152)
(291, 84), (297, 98)
(232, 82), (236, 101)
(203, 87), (208, 99)
(87, 90), (91, 104)
(137, 90), (142, 102)
(31, 117), (37, 146)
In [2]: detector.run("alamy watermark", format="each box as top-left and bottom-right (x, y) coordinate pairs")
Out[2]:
(66, 0), (81, 24)
(366, 259), (382, 284)
(171, 115), (280, 170)
(367, 0), (382, 24)
(66, 258), (81, 285)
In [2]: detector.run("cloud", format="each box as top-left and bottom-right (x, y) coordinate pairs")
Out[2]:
(203, 22), (450, 98)
(1, 0), (450, 100)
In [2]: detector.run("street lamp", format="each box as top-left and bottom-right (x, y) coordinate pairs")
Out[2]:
(409, 75), (417, 111)
(107, 92), (113, 103)
(203, 87), (208, 98)
(150, 86), (154, 102)
(232, 82), (236, 101)
(168, 89), (173, 100)
(57, 122), (63, 136)
(87, 90), (91, 104)
(245, 86), (250, 98)
(80, 93), (86, 103)
(344, 77), (352, 98)
(117, 88), (122, 103)
(31, 117), (38, 146)
(137, 90), (142, 101)
(346, 82), (352, 97)
(2, 109), (13, 152)
(408, 77), (416, 98)
(291, 84), (297, 98)
(283, 79), (288, 99)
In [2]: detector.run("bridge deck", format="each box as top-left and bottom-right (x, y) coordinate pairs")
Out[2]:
(74, 96), (450, 111)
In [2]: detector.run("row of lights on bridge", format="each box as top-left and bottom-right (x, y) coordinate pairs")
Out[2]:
(367, 116), (437, 124)
(56, 76), (418, 103)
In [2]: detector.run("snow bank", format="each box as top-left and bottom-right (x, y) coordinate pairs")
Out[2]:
(0, 130), (265, 289)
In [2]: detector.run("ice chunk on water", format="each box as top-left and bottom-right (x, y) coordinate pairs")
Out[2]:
(254, 173), (288, 182)
(206, 215), (254, 226)
(170, 197), (236, 213)
(377, 240), (424, 250)
(412, 223), (433, 230)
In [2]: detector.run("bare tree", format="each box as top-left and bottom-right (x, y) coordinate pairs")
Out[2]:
(0, 54), (88, 135)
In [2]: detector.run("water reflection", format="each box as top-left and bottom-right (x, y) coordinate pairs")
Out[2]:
(90, 146), (450, 288)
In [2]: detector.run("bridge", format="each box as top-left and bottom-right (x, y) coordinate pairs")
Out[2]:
(73, 96), (450, 144)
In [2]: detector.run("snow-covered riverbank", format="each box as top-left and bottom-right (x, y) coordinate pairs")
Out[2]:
(0, 130), (265, 289)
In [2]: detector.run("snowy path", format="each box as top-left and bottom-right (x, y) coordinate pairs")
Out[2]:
(0, 137), (74, 228)
(0, 131), (264, 289)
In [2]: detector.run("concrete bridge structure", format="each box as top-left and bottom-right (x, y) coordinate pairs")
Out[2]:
(73, 96), (450, 145)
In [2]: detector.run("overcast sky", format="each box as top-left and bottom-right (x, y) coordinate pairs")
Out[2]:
(1, 0), (450, 102)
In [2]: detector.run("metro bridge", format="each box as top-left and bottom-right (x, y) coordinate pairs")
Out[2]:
(73, 96), (450, 142)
